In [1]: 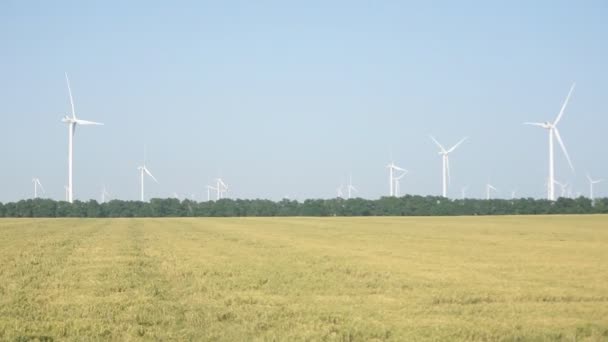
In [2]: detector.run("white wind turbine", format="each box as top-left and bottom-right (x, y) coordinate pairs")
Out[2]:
(586, 174), (604, 202)
(554, 180), (569, 198)
(32, 178), (45, 198)
(101, 186), (111, 203)
(346, 174), (358, 199)
(486, 184), (497, 200)
(461, 186), (468, 200)
(525, 83), (576, 201)
(137, 150), (158, 202)
(386, 161), (407, 197)
(394, 171), (408, 197)
(215, 178), (228, 200)
(430, 136), (467, 198)
(61, 73), (103, 203)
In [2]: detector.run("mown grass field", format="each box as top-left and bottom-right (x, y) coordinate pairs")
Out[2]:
(0, 216), (607, 341)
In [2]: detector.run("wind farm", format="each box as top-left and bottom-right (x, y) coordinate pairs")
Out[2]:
(1, 2), (607, 341)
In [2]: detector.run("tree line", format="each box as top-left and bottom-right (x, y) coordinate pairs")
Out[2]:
(1, 196), (607, 217)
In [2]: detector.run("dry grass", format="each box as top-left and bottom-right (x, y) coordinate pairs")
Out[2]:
(0, 216), (607, 341)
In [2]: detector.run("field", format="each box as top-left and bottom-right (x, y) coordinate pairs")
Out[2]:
(0, 216), (607, 341)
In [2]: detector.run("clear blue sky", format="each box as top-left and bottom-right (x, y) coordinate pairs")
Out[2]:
(1, 1), (607, 201)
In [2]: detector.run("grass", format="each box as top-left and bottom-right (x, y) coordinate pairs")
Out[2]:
(0, 215), (607, 341)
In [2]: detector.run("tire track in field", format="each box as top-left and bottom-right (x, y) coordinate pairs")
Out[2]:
(0, 219), (106, 340)
(133, 218), (397, 341)
(9, 218), (193, 340)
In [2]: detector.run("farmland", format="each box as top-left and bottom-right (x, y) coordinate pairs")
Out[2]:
(0, 216), (607, 341)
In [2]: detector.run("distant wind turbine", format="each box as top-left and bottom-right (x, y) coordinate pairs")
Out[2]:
(386, 161), (407, 197)
(215, 178), (228, 200)
(486, 184), (497, 200)
(554, 180), (569, 198)
(32, 178), (45, 198)
(524, 83), (576, 201)
(61, 73), (103, 203)
(461, 186), (468, 200)
(137, 148), (158, 202)
(101, 186), (111, 203)
(394, 171), (408, 197)
(346, 174), (358, 199)
(586, 174), (604, 202)
(430, 136), (467, 198)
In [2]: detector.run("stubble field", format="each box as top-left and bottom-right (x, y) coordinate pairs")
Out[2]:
(0, 216), (607, 341)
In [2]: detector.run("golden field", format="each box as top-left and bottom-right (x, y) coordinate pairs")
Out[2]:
(0, 216), (607, 341)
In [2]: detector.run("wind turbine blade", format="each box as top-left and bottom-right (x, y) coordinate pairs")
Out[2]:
(144, 167), (158, 183)
(429, 136), (446, 152)
(553, 128), (574, 171)
(37, 180), (45, 194)
(74, 119), (103, 125)
(523, 122), (546, 127)
(586, 173), (592, 182)
(554, 83), (576, 126)
(393, 165), (407, 172)
(65, 73), (76, 119)
(447, 137), (467, 153)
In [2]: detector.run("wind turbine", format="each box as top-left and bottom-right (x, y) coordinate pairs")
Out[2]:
(61, 73), (103, 203)
(554, 180), (569, 198)
(346, 174), (358, 199)
(394, 171), (408, 197)
(386, 161), (407, 197)
(336, 185), (344, 198)
(101, 186), (111, 203)
(461, 186), (468, 199)
(137, 149), (158, 202)
(586, 174), (604, 202)
(32, 178), (45, 198)
(430, 136), (467, 198)
(486, 184), (497, 200)
(215, 178), (228, 199)
(524, 83), (576, 201)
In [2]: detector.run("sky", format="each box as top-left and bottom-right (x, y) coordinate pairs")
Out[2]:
(1, 0), (607, 202)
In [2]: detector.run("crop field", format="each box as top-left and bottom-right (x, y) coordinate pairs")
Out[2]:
(0, 216), (607, 341)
